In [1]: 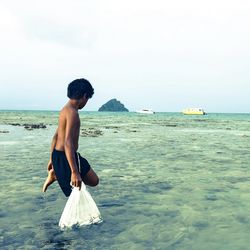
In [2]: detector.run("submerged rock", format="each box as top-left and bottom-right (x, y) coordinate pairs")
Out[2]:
(10, 123), (21, 126)
(205, 194), (217, 201)
(8, 122), (47, 130)
(0, 130), (9, 133)
(80, 128), (103, 137)
(23, 123), (47, 130)
(165, 124), (177, 127)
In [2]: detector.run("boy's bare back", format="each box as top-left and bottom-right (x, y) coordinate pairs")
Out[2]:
(55, 104), (80, 152)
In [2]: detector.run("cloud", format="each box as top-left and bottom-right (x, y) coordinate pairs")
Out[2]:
(1, 0), (99, 49)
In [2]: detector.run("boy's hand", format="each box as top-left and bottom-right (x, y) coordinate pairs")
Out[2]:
(71, 172), (82, 190)
(47, 160), (53, 171)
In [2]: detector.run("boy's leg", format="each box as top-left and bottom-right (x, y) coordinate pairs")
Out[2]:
(82, 168), (99, 186)
(42, 169), (57, 192)
(78, 154), (99, 187)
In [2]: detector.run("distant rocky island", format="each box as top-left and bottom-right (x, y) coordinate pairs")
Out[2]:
(98, 98), (129, 112)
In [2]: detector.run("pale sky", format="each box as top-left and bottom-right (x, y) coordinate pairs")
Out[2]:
(0, 0), (249, 112)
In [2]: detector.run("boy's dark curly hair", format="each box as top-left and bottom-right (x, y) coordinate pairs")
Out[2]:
(67, 78), (94, 99)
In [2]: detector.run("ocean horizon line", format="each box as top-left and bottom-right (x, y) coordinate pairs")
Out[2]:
(0, 109), (249, 115)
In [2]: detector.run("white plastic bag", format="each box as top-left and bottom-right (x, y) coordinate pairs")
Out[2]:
(59, 182), (102, 229)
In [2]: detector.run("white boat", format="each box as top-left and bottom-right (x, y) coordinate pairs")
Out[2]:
(136, 109), (155, 114)
(182, 108), (206, 115)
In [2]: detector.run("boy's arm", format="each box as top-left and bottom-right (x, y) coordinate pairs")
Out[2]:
(50, 128), (58, 157)
(64, 111), (82, 189)
(47, 129), (58, 170)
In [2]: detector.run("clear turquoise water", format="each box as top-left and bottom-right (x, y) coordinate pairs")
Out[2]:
(0, 111), (250, 250)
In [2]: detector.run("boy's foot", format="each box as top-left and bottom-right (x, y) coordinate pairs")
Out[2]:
(42, 169), (57, 192)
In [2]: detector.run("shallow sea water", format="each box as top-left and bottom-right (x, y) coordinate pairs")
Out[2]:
(0, 111), (250, 250)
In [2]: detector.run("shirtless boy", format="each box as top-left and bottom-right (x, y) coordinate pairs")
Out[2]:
(43, 78), (99, 196)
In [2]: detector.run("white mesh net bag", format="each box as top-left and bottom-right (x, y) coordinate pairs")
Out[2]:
(59, 182), (102, 229)
(59, 153), (102, 229)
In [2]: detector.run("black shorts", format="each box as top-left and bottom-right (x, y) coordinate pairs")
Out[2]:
(52, 149), (91, 197)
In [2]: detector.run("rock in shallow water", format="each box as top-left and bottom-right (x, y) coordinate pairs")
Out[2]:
(24, 123), (47, 130)
(0, 130), (9, 133)
(8, 122), (47, 130)
(205, 194), (218, 201)
(80, 128), (103, 137)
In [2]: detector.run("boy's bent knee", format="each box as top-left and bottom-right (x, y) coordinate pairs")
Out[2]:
(83, 169), (99, 187)
(90, 176), (99, 187)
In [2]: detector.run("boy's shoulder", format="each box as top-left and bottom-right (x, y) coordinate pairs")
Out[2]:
(60, 106), (79, 118)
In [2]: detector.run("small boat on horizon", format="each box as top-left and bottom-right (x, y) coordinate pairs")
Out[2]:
(182, 108), (206, 115)
(136, 109), (155, 114)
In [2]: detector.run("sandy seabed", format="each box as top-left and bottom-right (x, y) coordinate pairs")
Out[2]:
(1, 111), (250, 249)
